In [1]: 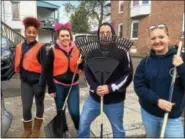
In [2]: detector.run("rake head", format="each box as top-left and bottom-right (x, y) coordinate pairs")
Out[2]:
(75, 35), (133, 58)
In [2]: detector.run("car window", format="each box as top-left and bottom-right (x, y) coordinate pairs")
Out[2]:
(1, 37), (8, 49)
(1, 37), (15, 50)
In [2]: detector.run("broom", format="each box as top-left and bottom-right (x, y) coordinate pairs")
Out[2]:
(160, 41), (183, 138)
(76, 35), (133, 138)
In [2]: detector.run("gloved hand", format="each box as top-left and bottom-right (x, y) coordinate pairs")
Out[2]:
(34, 84), (45, 97)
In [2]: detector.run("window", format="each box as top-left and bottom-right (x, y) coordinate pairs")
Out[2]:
(182, 13), (184, 38)
(132, 0), (150, 7)
(118, 23), (123, 38)
(133, 1), (139, 6)
(119, 0), (124, 13)
(143, 0), (149, 4)
(131, 21), (139, 39)
(12, 2), (20, 21)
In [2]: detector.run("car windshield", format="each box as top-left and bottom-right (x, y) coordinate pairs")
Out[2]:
(1, 37), (9, 49)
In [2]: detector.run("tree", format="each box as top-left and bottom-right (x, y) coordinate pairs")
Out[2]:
(64, 0), (110, 27)
(70, 8), (90, 33)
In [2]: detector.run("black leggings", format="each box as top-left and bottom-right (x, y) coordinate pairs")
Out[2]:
(21, 81), (45, 121)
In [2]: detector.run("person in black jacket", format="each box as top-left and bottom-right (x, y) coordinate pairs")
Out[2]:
(45, 22), (83, 137)
(78, 23), (133, 138)
(14, 17), (47, 138)
(134, 24), (185, 137)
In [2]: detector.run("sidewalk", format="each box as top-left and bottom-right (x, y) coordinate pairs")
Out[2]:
(3, 82), (146, 138)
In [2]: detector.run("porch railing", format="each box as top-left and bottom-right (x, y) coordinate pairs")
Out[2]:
(1, 21), (25, 45)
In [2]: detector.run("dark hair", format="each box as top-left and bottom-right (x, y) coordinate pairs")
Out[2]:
(23, 16), (41, 29)
(56, 27), (73, 40)
(97, 22), (116, 38)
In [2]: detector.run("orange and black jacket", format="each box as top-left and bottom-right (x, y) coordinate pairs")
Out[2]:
(14, 40), (46, 85)
(46, 43), (83, 93)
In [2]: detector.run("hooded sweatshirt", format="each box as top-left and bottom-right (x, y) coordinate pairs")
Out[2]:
(134, 47), (185, 118)
(84, 23), (133, 104)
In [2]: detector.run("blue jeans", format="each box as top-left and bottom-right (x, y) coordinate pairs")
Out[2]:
(78, 95), (125, 138)
(141, 108), (184, 138)
(55, 84), (80, 131)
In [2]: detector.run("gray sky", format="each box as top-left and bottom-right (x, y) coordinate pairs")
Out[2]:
(47, 1), (79, 22)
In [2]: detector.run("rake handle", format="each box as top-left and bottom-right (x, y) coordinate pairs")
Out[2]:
(160, 41), (182, 138)
(100, 123), (103, 138)
(100, 96), (104, 138)
(62, 54), (82, 110)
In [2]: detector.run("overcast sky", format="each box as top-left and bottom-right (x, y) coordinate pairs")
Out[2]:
(47, 1), (79, 22)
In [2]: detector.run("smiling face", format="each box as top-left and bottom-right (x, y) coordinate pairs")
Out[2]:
(58, 30), (71, 47)
(149, 28), (170, 55)
(25, 26), (38, 43)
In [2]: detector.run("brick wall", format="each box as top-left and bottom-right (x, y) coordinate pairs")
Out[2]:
(111, 1), (184, 53)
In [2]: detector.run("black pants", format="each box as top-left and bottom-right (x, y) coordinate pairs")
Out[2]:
(21, 81), (45, 121)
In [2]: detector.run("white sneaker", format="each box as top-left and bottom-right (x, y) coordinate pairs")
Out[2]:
(63, 131), (71, 138)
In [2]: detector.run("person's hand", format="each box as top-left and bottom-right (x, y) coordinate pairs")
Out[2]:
(96, 85), (110, 96)
(173, 55), (184, 67)
(49, 92), (56, 98)
(157, 99), (175, 112)
(77, 56), (82, 65)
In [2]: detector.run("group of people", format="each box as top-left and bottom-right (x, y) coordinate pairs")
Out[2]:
(14, 16), (184, 138)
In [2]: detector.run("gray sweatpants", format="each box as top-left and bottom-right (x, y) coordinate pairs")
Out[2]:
(21, 81), (45, 121)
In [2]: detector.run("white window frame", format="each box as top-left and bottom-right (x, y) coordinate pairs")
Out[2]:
(118, 23), (123, 38)
(142, 0), (149, 4)
(130, 20), (139, 40)
(118, 0), (124, 13)
(131, 0), (151, 8)
(182, 13), (184, 38)
(12, 1), (20, 21)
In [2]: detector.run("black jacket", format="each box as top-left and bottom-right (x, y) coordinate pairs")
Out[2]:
(45, 44), (83, 93)
(85, 44), (133, 104)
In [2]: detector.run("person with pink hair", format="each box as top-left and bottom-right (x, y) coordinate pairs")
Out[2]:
(45, 21), (83, 137)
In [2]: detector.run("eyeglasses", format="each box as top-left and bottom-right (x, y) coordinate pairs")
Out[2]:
(149, 24), (168, 31)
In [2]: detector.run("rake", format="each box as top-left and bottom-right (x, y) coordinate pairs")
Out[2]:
(75, 35), (133, 58)
(160, 41), (183, 138)
(44, 55), (82, 138)
(76, 35), (133, 138)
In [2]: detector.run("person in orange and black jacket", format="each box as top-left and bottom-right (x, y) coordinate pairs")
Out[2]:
(45, 22), (83, 137)
(14, 17), (46, 138)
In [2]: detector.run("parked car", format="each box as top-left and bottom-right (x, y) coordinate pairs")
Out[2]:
(1, 36), (14, 137)
(73, 33), (94, 42)
(1, 36), (15, 81)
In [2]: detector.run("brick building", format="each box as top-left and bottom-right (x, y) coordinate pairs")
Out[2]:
(111, 0), (184, 53)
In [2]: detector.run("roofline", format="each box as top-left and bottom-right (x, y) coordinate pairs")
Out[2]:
(37, 1), (60, 9)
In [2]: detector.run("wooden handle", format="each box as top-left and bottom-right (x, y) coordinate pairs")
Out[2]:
(160, 113), (169, 138)
(100, 96), (104, 124)
(177, 41), (182, 56)
(79, 54), (82, 59)
(160, 41), (182, 138)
